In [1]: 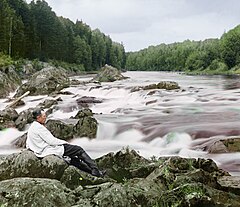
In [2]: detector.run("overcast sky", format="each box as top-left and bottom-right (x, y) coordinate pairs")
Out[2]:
(27, 0), (240, 51)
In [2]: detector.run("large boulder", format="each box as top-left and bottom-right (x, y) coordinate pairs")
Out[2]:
(192, 136), (240, 154)
(0, 108), (18, 130)
(0, 150), (68, 181)
(96, 148), (156, 182)
(14, 66), (70, 97)
(14, 108), (35, 131)
(46, 108), (98, 140)
(208, 136), (240, 153)
(46, 119), (75, 140)
(0, 178), (75, 207)
(92, 64), (128, 82)
(73, 113), (98, 138)
(0, 65), (21, 98)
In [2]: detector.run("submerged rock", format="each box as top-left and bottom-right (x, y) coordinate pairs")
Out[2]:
(76, 96), (102, 107)
(92, 64), (128, 82)
(131, 81), (180, 92)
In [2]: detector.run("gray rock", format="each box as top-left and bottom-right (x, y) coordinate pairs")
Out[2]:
(92, 64), (128, 82)
(14, 108), (35, 131)
(11, 132), (27, 148)
(73, 115), (98, 138)
(15, 66), (70, 97)
(1, 148), (240, 206)
(131, 81), (180, 92)
(0, 108), (18, 130)
(76, 96), (102, 107)
(37, 99), (58, 109)
(46, 108), (98, 140)
(0, 65), (21, 98)
(46, 119), (75, 140)
(96, 148), (155, 182)
(0, 151), (68, 181)
(0, 178), (74, 207)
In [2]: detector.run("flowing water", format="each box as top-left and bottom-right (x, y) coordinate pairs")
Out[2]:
(1, 71), (240, 174)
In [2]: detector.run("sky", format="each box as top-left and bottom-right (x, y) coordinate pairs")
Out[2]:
(27, 0), (240, 52)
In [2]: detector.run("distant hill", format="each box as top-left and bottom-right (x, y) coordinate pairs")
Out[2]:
(126, 25), (240, 75)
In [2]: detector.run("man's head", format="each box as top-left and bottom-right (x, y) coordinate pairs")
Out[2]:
(32, 109), (46, 124)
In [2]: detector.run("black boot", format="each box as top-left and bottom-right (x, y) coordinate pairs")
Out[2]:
(91, 168), (106, 177)
(78, 151), (104, 177)
(70, 157), (92, 174)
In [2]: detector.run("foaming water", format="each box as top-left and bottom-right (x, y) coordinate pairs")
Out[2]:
(1, 71), (240, 174)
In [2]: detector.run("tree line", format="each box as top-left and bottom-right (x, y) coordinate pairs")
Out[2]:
(126, 25), (240, 74)
(0, 0), (126, 71)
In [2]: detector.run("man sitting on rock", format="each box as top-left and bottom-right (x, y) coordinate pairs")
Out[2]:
(26, 108), (104, 177)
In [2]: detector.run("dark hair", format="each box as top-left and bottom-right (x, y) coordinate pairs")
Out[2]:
(32, 109), (43, 119)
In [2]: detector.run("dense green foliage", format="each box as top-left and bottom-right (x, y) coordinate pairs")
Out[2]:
(0, 0), (126, 70)
(126, 25), (240, 74)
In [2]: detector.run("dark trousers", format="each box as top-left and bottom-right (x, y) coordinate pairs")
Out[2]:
(63, 144), (98, 174)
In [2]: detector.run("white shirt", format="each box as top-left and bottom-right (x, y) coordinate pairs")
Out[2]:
(26, 121), (67, 158)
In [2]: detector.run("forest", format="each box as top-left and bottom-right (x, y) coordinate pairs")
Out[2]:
(0, 0), (126, 71)
(126, 25), (240, 74)
(1, 0), (240, 74)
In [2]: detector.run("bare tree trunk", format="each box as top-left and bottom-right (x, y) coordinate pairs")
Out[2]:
(8, 17), (13, 57)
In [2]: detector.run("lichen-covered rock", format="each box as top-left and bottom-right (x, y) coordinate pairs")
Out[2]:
(0, 65), (21, 98)
(0, 151), (68, 181)
(46, 109), (98, 140)
(0, 178), (75, 207)
(14, 107), (35, 130)
(96, 148), (156, 182)
(15, 66), (70, 97)
(73, 115), (98, 138)
(61, 166), (111, 190)
(1, 148), (240, 207)
(92, 64), (128, 82)
(46, 119), (75, 140)
(0, 108), (18, 130)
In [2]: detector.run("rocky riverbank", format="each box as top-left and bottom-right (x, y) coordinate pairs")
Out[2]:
(0, 148), (240, 206)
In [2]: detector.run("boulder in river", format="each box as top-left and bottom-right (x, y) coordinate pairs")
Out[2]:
(47, 109), (98, 139)
(14, 108), (35, 131)
(0, 108), (18, 130)
(76, 96), (103, 107)
(131, 81), (180, 92)
(0, 65), (21, 98)
(92, 64), (128, 82)
(14, 66), (70, 97)
(45, 108), (98, 140)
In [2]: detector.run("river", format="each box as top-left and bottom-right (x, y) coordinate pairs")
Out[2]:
(1, 71), (240, 174)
